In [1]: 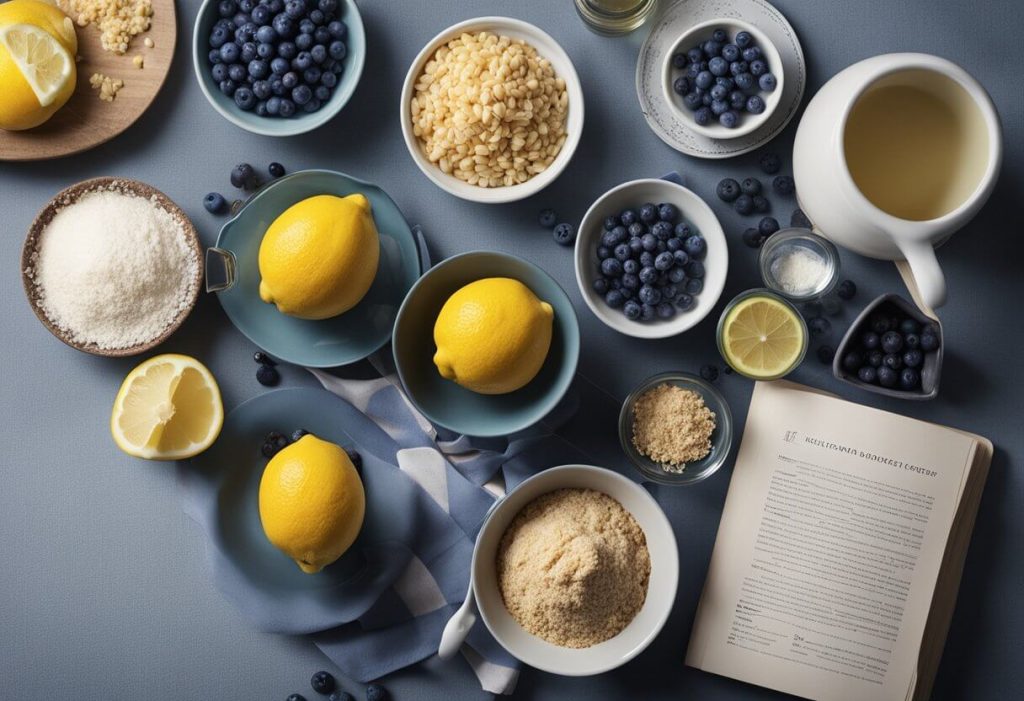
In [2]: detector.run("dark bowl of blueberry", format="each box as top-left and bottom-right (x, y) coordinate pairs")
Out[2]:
(574, 178), (729, 339)
(663, 18), (783, 138)
(192, 0), (365, 136)
(833, 294), (943, 400)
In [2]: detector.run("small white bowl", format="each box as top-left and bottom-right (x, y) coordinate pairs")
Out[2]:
(662, 18), (784, 139)
(574, 178), (729, 339)
(440, 464), (678, 675)
(399, 17), (584, 204)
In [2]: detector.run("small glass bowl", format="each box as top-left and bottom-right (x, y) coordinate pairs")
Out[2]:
(759, 229), (841, 302)
(618, 372), (734, 486)
(716, 289), (808, 380)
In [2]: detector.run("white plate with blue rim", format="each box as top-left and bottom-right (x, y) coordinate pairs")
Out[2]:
(206, 169), (426, 367)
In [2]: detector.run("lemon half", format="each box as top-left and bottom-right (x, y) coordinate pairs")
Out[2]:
(720, 294), (806, 379)
(110, 355), (224, 460)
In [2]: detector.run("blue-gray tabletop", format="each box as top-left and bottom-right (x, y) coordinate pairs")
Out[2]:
(2, 0), (1021, 698)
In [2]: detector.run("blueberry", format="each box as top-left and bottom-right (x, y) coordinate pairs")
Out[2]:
(834, 279), (856, 300)
(285, 0), (305, 17)
(816, 345), (835, 364)
(638, 203), (658, 223)
(752, 195), (770, 213)
(759, 153), (781, 174)
(702, 39), (722, 57)
(531, 208), (556, 229)
(867, 350), (884, 367)
(709, 56), (729, 77)
(676, 293), (695, 311)
(730, 90), (747, 110)
(773, 175), (795, 196)
(251, 5), (270, 23)
(638, 285), (661, 306)
(614, 243), (631, 261)
(685, 277), (703, 295)
(711, 27), (728, 43)
(719, 110), (738, 128)
(737, 178), (760, 197)
(203, 192), (227, 214)
(668, 265), (687, 283)
(286, 693), (306, 701)
(902, 333), (920, 350)
(716, 178), (741, 202)
(656, 302), (676, 319)
(292, 84), (312, 105)
(230, 163), (258, 189)
(309, 44), (327, 65)
(209, 48), (224, 64)
(318, 0), (339, 13)
(639, 251), (655, 268)
(278, 40), (297, 59)
(734, 72), (755, 91)
(217, 0), (236, 18)
(842, 351), (862, 372)
(256, 24), (277, 43)
(734, 194), (754, 216)
(257, 42), (274, 59)
(671, 52), (688, 70)
(328, 693), (354, 701)
(592, 278), (609, 296)
(654, 251), (674, 271)
(657, 203), (678, 223)
(639, 233), (657, 252)
(228, 63), (247, 82)
(694, 106), (712, 125)
(234, 86), (256, 110)
(729, 60), (748, 77)
(673, 222), (691, 239)
(666, 237), (683, 252)
(898, 318), (921, 335)
(292, 50), (314, 71)
(231, 12), (248, 29)
(248, 58), (269, 79)
(279, 98), (296, 117)
(808, 317), (830, 337)
(328, 19), (347, 40)
(211, 62), (229, 82)
(273, 13), (295, 38)
(881, 331), (904, 354)
(759, 73), (777, 92)
(919, 332), (940, 352)
(219, 41), (241, 63)
(758, 216), (779, 237)
(265, 96), (281, 114)
(877, 366), (898, 388)
(716, 75), (736, 91)
(899, 349), (923, 370)
(749, 59), (767, 77)
(623, 300), (642, 320)
(303, 66), (322, 84)
(735, 31), (752, 48)
(683, 235), (706, 259)
(601, 226), (627, 247)
(600, 258), (623, 277)
(861, 332), (880, 350)
(320, 70), (337, 88)
(899, 367), (921, 390)
(651, 222), (672, 241)
(639, 266), (658, 285)
(742, 227), (765, 248)
(267, 162), (286, 179)
(883, 353), (903, 371)
(271, 56), (290, 75)
(623, 260), (639, 276)
(257, 364), (280, 386)
(628, 235), (643, 253)
(682, 91), (703, 110)
(869, 314), (891, 335)
(685, 260), (705, 279)
(311, 671), (336, 694)
(746, 95), (766, 114)
(857, 366), (878, 384)
(686, 46), (704, 64)
(290, 429), (308, 445)
(605, 290), (625, 308)
(721, 44), (739, 62)
(710, 99), (729, 117)
(742, 46), (762, 62)
(209, 24), (231, 48)
(695, 70), (713, 90)
(788, 208), (811, 230)
(239, 0), (255, 11)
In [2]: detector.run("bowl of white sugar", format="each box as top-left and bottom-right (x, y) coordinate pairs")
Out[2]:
(21, 178), (203, 357)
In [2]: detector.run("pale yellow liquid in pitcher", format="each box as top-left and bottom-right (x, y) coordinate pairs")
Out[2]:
(843, 70), (989, 221)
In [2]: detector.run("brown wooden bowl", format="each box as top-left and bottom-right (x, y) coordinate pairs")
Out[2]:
(21, 177), (203, 358)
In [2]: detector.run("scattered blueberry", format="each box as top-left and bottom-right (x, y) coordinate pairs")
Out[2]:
(742, 227), (765, 248)
(759, 153), (781, 174)
(254, 350), (276, 366)
(808, 317), (831, 337)
(836, 279), (857, 300)
(366, 685), (388, 701)
(683, 235), (706, 258)
(700, 364), (720, 382)
(328, 693), (354, 701)
(203, 192), (227, 214)
(740, 177), (762, 196)
(257, 364), (280, 386)
(716, 178), (741, 202)
(311, 671), (336, 694)
(919, 332), (940, 352)
(291, 428), (309, 442)
(772, 175), (795, 196)
(758, 216), (779, 237)
(675, 293), (695, 311)
(553, 222), (576, 246)
(790, 208), (813, 229)
(268, 161), (286, 178)
(752, 195), (770, 213)
(734, 194), (754, 216)
(816, 345), (835, 365)
(287, 694), (307, 701)
(658, 203), (678, 222)
(231, 162), (259, 190)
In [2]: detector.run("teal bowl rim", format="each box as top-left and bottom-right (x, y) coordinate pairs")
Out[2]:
(213, 168), (424, 367)
(617, 371), (734, 486)
(191, 0), (366, 136)
(392, 250), (581, 437)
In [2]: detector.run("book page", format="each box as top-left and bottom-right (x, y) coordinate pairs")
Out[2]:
(686, 381), (978, 701)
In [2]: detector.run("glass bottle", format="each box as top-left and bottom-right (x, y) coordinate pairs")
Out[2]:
(574, 0), (658, 36)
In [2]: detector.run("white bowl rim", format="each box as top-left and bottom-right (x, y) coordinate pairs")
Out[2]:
(191, 0), (367, 137)
(398, 16), (585, 204)
(573, 178), (729, 339)
(661, 17), (785, 140)
(471, 464), (679, 676)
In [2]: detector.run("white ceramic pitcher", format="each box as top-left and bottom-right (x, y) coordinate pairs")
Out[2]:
(793, 53), (1002, 311)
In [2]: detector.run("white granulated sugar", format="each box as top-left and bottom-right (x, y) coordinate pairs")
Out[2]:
(31, 189), (198, 350)
(771, 247), (827, 296)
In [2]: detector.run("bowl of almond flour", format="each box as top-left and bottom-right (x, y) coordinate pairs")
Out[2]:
(21, 178), (203, 357)
(443, 464), (678, 676)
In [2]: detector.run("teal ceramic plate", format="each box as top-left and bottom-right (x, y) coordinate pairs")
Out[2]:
(393, 251), (580, 437)
(185, 387), (417, 633)
(210, 169), (423, 367)
(192, 0), (366, 136)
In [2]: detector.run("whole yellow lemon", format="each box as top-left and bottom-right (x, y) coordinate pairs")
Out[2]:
(258, 434), (366, 574)
(433, 277), (554, 395)
(258, 194), (380, 320)
(0, 0), (78, 131)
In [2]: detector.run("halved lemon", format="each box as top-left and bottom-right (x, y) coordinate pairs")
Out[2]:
(111, 355), (224, 460)
(719, 292), (807, 379)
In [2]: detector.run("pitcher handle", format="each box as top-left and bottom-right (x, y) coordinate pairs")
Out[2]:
(898, 240), (946, 312)
(205, 247), (237, 293)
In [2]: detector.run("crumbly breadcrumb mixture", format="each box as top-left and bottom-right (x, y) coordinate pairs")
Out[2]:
(496, 488), (650, 648)
(632, 383), (716, 472)
(59, 0), (153, 55)
(89, 72), (123, 101)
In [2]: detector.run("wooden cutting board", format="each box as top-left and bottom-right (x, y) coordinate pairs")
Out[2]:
(0, 0), (176, 161)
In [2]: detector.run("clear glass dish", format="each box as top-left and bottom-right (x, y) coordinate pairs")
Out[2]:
(759, 228), (841, 302)
(618, 372), (734, 486)
(716, 288), (808, 380)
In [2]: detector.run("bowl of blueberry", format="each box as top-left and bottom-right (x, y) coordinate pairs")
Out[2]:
(574, 178), (728, 339)
(663, 18), (783, 138)
(192, 0), (365, 136)
(833, 294), (943, 400)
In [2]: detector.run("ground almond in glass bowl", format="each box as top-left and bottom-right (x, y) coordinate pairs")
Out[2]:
(631, 383), (716, 472)
(410, 31), (569, 188)
(496, 487), (650, 648)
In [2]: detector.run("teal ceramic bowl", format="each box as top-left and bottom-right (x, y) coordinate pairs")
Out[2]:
(209, 169), (423, 367)
(191, 0), (366, 136)
(393, 252), (580, 437)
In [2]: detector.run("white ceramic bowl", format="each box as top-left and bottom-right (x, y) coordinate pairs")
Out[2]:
(662, 18), (784, 139)
(399, 17), (584, 204)
(574, 178), (729, 339)
(452, 464), (678, 676)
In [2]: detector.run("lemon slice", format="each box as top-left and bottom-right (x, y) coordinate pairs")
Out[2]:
(720, 294), (806, 379)
(111, 355), (224, 460)
(0, 23), (73, 106)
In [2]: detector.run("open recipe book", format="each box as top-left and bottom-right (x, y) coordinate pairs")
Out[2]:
(686, 381), (992, 701)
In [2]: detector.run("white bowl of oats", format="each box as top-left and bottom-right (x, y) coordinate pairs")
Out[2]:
(399, 17), (584, 203)
(438, 464), (678, 676)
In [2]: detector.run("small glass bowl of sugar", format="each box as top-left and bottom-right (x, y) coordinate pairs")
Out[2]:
(759, 229), (841, 302)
